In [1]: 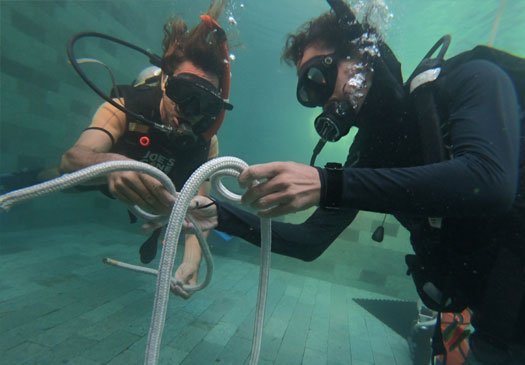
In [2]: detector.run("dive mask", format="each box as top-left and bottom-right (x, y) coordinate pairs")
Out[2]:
(298, 53), (370, 142)
(165, 73), (233, 134)
(297, 53), (340, 107)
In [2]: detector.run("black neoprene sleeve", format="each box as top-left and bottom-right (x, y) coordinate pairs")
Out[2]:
(338, 60), (522, 217)
(216, 201), (358, 261)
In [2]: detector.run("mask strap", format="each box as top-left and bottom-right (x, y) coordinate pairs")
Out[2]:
(199, 14), (231, 141)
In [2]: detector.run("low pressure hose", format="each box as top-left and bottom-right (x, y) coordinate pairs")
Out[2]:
(0, 157), (272, 365)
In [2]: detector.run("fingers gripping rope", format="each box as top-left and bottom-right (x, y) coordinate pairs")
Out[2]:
(0, 161), (175, 213)
(0, 158), (272, 365)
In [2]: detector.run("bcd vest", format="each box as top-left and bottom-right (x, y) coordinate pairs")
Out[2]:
(110, 86), (211, 191)
(404, 37), (525, 343)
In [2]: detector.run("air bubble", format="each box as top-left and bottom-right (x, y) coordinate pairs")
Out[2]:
(228, 16), (237, 26)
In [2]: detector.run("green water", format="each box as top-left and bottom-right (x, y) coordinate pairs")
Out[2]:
(1, 0), (524, 171)
(0, 1), (524, 364)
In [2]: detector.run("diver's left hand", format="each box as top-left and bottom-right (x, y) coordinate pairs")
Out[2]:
(183, 195), (218, 232)
(171, 261), (199, 299)
(239, 162), (321, 218)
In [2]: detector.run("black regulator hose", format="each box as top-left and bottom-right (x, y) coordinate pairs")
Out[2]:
(66, 31), (171, 133)
(310, 139), (327, 166)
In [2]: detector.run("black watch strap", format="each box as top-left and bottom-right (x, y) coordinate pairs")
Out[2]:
(319, 162), (343, 209)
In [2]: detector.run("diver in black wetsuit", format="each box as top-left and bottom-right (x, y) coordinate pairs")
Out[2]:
(182, 1), (525, 364)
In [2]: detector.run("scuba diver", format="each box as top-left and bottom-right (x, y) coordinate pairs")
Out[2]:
(56, 0), (233, 297)
(60, 4), (233, 293)
(181, 0), (525, 363)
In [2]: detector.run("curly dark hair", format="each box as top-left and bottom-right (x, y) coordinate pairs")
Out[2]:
(161, 17), (228, 86)
(282, 12), (350, 67)
(282, 8), (377, 67)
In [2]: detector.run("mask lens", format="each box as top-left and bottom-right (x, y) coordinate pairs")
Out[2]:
(297, 54), (338, 107)
(307, 67), (327, 85)
(297, 67), (329, 107)
(179, 97), (202, 118)
(165, 75), (224, 121)
(200, 97), (221, 116)
(298, 85), (316, 106)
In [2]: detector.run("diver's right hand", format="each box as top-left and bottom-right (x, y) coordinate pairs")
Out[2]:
(107, 171), (175, 215)
(183, 195), (218, 232)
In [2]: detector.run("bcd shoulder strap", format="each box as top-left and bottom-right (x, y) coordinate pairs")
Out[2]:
(409, 39), (525, 167)
(443, 45), (525, 110)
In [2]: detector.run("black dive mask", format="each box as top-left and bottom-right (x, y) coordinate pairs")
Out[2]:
(298, 53), (360, 142)
(165, 73), (233, 134)
(314, 100), (357, 142)
(297, 53), (339, 107)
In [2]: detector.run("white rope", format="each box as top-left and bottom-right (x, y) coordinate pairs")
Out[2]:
(0, 158), (272, 365)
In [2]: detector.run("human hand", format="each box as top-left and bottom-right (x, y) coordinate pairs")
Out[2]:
(183, 195), (218, 232)
(239, 162), (321, 218)
(171, 261), (199, 299)
(107, 171), (175, 215)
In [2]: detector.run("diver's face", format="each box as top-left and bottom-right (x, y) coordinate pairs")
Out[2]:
(298, 43), (373, 112)
(160, 61), (220, 127)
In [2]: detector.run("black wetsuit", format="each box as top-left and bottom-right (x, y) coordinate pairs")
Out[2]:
(215, 59), (525, 348)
